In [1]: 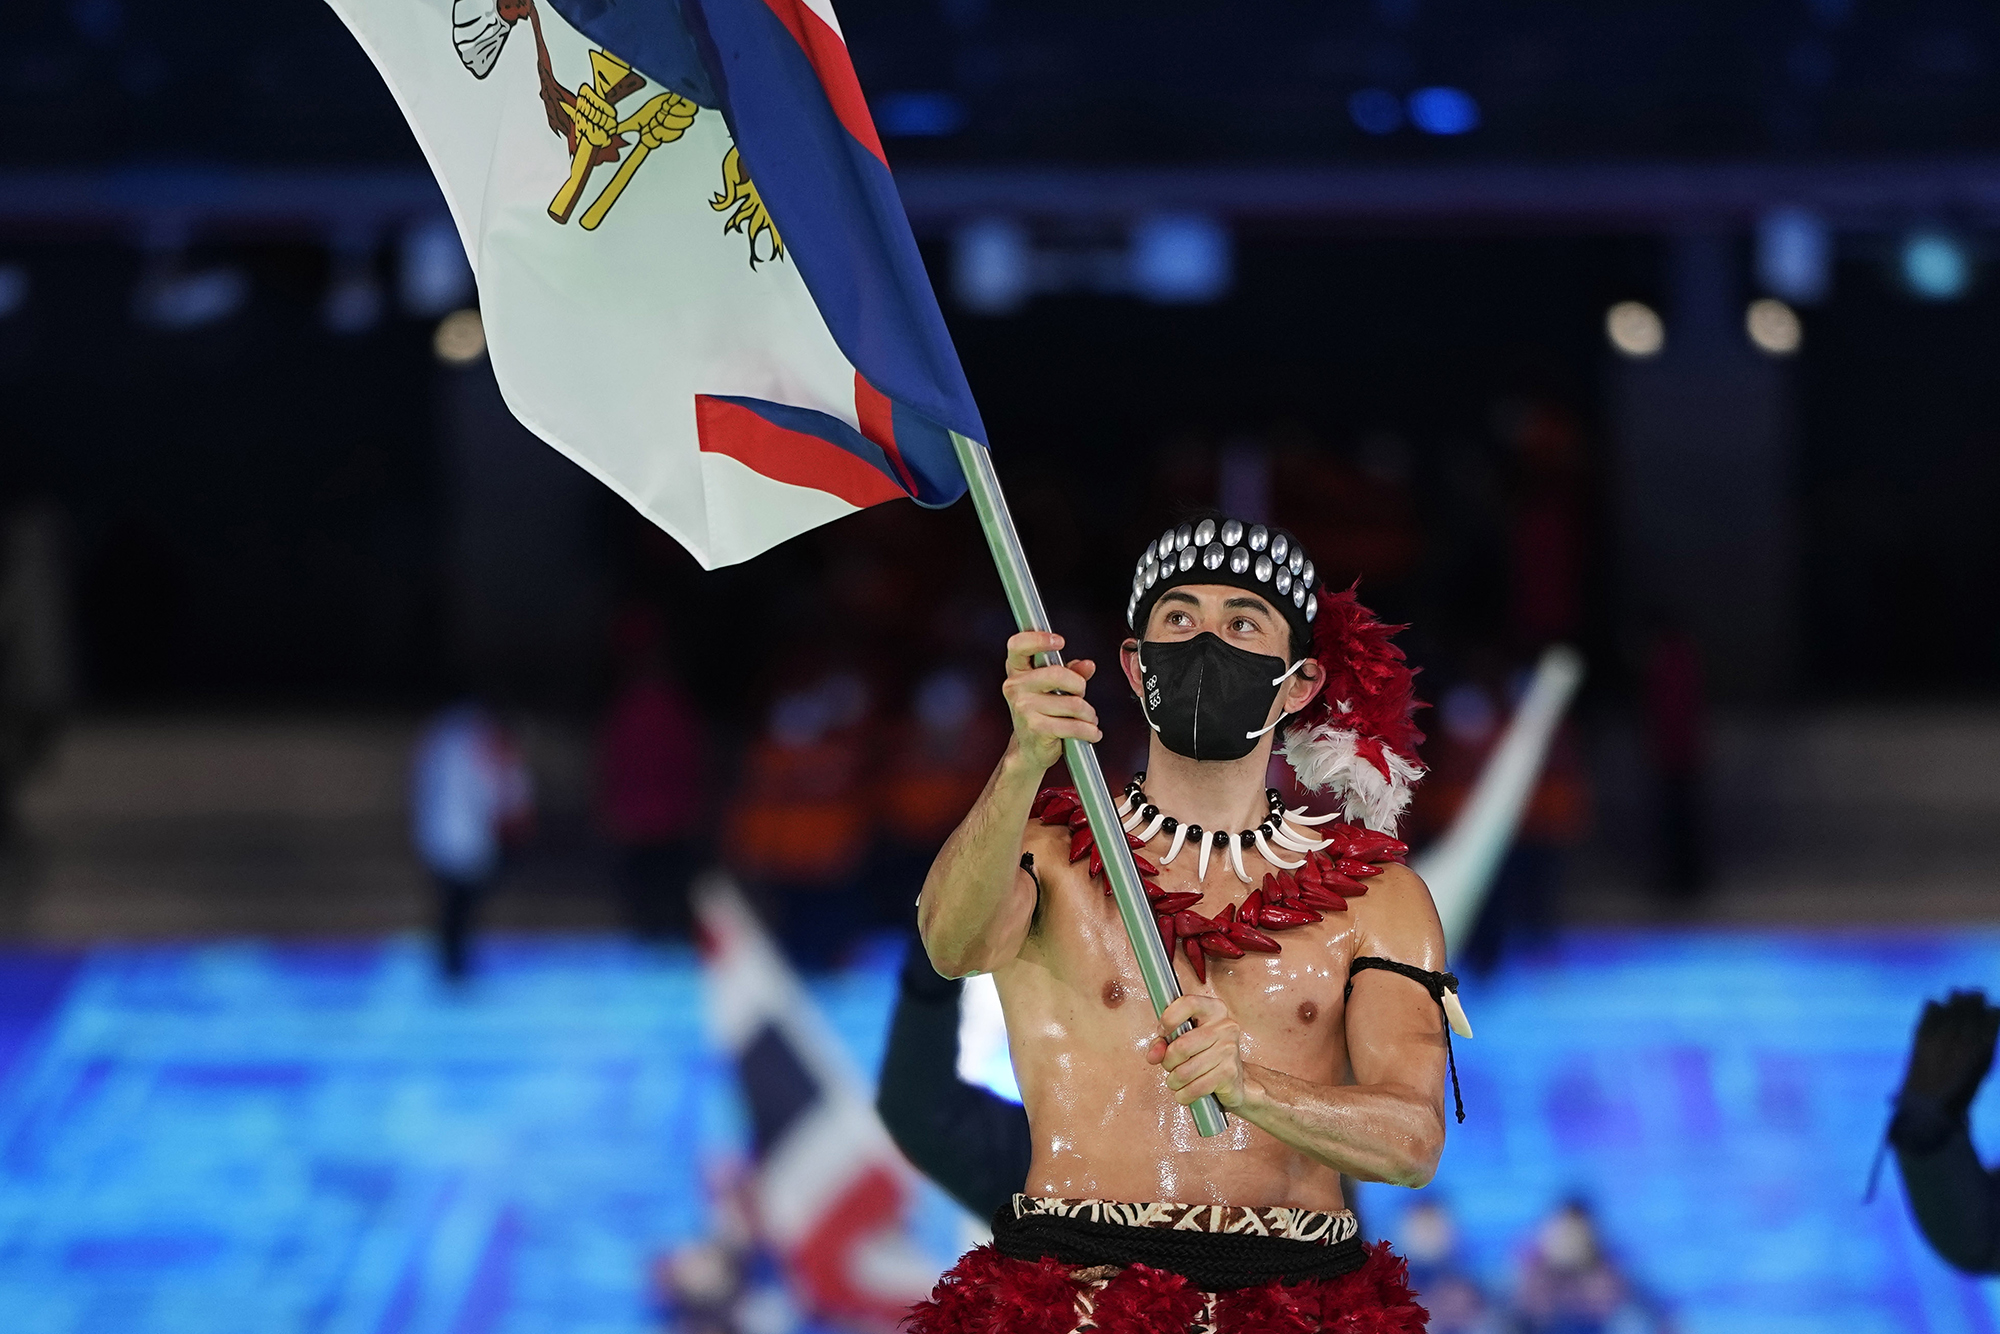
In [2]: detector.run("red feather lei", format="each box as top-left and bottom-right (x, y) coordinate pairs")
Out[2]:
(1028, 786), (1409, 985)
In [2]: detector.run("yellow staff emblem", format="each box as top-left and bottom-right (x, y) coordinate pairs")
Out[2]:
(450, 0), (785, 258)
(550, 50), (699, 229)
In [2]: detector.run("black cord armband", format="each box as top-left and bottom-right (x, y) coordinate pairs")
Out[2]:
(1346, 956), (1468, 1124)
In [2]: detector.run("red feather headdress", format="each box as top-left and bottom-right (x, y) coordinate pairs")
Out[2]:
(1278, 584), (1427, 833)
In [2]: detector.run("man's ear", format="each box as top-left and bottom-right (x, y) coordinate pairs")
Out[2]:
(1119, 638), (1144, 696)
(1283, 657), (1326, 716)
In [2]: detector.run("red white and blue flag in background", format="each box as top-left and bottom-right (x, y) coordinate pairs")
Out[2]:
(694, 879), (937, 1328)
(328, 0), (983, 567)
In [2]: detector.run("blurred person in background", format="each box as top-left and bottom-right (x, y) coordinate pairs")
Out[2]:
(876, 939), (1033, 1219)
(0, 503), (74, 843)
(874, 666), (1007, 926)
(598, 607), (710, 940)
(410, 701), (534, 980)
(1501, 400), (1591, 654)
(652, 1161), (796, 1334)
(726, 670), (874, 970)
(1513, 1200), (1666, 1334)
(1639, 612), (1708, 901)
(1399, 1198), (1501, 1334)
(1888, 989), (2000, 1274)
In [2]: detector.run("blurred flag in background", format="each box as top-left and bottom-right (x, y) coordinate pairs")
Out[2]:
(695, 881), (936, 1329)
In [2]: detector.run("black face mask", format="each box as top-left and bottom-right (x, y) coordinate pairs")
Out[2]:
(1137, 633), (1299, 762)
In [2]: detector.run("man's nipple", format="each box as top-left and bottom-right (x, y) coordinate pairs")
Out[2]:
(1101, 979), (1127, 1009)
(1297, 1000), (1319, 1025)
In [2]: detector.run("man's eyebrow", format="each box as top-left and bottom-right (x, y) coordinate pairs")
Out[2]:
(1158, 590), (1201, 606)
(1223, 595), (1277, 617)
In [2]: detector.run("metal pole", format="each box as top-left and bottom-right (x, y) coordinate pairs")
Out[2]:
(950, 431), (1226, 1138)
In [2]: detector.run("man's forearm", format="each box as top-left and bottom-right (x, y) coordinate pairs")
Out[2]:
(1893, 1097), (2000, 1274)
(1237, 1064), (1445, 1188)
(918, 740), (1045, 976)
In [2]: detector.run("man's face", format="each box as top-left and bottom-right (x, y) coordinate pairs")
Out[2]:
(1119, 584), (1323, 727)
(1141, 584), (1292, 659)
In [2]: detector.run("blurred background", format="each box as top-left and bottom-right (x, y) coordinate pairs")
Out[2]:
(3, 0), (2000, 1329)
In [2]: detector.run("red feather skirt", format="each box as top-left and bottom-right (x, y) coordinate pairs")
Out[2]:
(905, 1240), (1429, 1334)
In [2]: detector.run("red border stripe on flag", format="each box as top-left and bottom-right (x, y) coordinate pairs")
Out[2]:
(756, 0), (887, 166)
(696, 395), (908, 508)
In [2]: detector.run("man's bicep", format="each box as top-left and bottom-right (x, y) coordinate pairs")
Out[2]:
(1344, 863), (1451, 1099)
(1344, 970), (1449, 1101)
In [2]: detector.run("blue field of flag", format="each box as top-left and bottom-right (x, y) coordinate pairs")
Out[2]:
(0, 930), (1995, 1333)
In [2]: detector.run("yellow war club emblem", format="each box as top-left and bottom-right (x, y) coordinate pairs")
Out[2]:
(449, 0), (783, 259)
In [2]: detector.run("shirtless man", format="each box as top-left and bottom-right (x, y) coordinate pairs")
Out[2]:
(906, 517), (1457, 1333)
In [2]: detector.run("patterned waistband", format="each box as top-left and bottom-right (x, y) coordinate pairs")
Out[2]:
(1010, 1195), (1360, 1247)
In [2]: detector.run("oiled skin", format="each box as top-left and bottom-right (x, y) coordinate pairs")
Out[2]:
(1002, 818), (1448, 1211)
(920, 591), (1450, 1215)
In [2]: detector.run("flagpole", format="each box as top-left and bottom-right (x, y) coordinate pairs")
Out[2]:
(950, 432), (1227, 1139)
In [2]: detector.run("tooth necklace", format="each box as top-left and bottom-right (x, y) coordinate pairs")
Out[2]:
(1026, 781), (1468, 1119)
(1115, 773), (1338, 884)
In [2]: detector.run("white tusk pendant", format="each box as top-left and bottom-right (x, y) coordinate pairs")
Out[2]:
(1123, 805), (1147, 833)
(1442, 991), (1474, 1039)
(1227, 837), (1251, 884)
(1283, 806), (1342, 826)
(1116, 792), (1136, 818)
(1163, 822), (1189, 865)
(1197, 835), (1213, 882)
(1254, 828), (1304, 869)
(1140, 811), (1168, 841)
(1273, 822), (1331, 852)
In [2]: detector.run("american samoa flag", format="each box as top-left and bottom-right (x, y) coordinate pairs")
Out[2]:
(328, 0), (983, 567)
(693, 879), (937, 1328)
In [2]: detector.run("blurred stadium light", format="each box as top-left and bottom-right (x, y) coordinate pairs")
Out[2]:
(874, 92), (969, 138)
(0, 264), (26, 320)
(398, 217), (475, 318)
(321, 232), (384, 336)
(1349, 89), (1404, 135)
(1900, 228), (1973, 300)
(950, 216), (1031, 315)
(1605, 301), (1665, 358)
(1129, 213), (1232, 304)
(1745, 298), (1802, 356)
(1755, 206), (1831, 304)
(131, 263), (248, 332)
(433, 309), (487, 365)
(1408, 87), (1480, 136)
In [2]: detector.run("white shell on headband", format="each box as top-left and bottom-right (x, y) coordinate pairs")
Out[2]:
(1126, 516), (1319, 631)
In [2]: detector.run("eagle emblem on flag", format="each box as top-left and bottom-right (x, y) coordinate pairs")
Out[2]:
(449, 0), (777, 257)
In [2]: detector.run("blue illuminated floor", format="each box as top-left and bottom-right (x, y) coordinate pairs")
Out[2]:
(0, 931), (1996, 1333)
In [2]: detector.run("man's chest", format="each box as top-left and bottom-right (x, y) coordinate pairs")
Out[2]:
(1035, 860), (1357, 1071)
